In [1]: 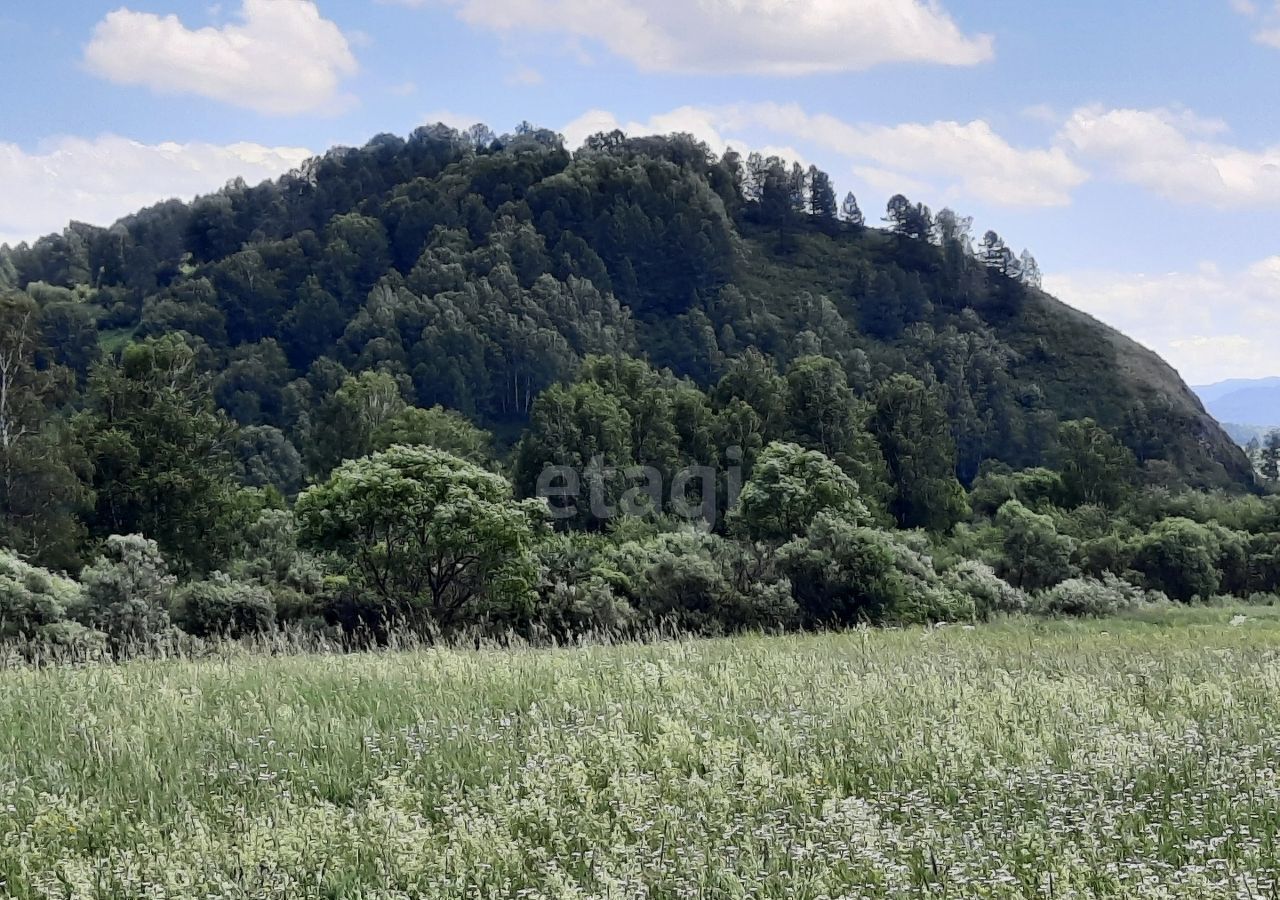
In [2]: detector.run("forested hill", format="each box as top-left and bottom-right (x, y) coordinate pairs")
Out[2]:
(0, 123), (1251, 516)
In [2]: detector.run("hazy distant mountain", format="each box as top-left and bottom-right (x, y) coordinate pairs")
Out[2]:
(1195, 378), (1280, 430)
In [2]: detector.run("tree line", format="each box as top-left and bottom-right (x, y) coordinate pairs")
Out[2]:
(0, 125), (1265, 655)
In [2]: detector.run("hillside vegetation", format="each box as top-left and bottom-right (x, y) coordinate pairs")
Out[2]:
(0, 125), (1246, 489)
(1, 124), (1275, 651)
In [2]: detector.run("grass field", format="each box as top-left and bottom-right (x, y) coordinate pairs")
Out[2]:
(3, 608), (1280, 898)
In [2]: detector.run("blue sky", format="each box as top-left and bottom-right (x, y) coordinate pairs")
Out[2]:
(1, 0), (1278, 384)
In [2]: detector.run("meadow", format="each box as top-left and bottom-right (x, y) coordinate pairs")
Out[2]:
(3, 609), (1280, 899)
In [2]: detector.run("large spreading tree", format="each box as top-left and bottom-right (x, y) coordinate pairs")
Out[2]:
(296, 445), (546, 629)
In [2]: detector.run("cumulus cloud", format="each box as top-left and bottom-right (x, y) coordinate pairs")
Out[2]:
(84, 0), (358, 115)
(389, 0), (993, 73)
(562, 107), (740, 155)
(1059, 105), (1280, 207)
(564, 104), (1087, 208)
(0, 136), (313, 247)
(1044, 259), (1280, 383)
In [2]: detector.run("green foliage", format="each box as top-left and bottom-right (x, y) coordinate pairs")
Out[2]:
(731, 442), (869, 543)
(1036, 573), (1164, 618)
(1130, 518), (1222, 602)
(0, 124), (1264, 631)
(233, 426), (303, 497)
(295, 445), (545, 630)
(74, 535), (175, 648)
(75, 335), (244, 572)
(0, 549), (82, 640)
(869, 374), (968, 532)
(531, 533), (634, 638)
(993, 500), (1076, 591)
(970, 466), (1065, 516)
(778, 513), (971, 626)
(0, 292), (91, 570)
(610, 530), (796, 633)
(173, 573), (277, 639)
(944, 560), (1028, 619)
(371, 405), (494, 465)
(1054, 419), (1138, 508)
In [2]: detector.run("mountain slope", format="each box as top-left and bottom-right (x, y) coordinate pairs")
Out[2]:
(1, 125), (1252, 490)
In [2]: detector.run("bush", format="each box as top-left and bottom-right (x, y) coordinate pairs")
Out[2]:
(532, 533), (635, 638)
(1130, 518), (1220, 602)
(779, 514), (971, 626)
(992, 500), (1076, 591)
(731, 442), (870, 543)
(945, 560), (1027, 619)
(611, 530), (797, 634)
(32, 621), (109, 658)
(173, 573), (277, 639)
(1036, 573), (1164, 618)
(229, 509), (332, 626)
(885, 536), (975, 625)
(0, 550), (81, 640)
(74, 535), (176, 648)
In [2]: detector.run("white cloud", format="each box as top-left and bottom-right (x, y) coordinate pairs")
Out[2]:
(561, 108), (731, 156)
(0, 136), (313, 247)
(389, 0), (993, 73)
(1044, 259), (1280, 383)
(564, 104), (1087, 208)
(1059, 105), (1280, 207)
(84, 0), (358, 116)
(738, 104), (1087, 207)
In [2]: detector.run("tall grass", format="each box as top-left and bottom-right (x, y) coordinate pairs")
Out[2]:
(3, 610), (1280, 897)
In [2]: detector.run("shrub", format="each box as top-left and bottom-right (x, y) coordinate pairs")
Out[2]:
(885, 536), (975, 625)
(74, 535), (176, 648)
(532, 533), (635, 638)
(611, 530), (797, 634)
(229, 509), (332, 626)
(0, 550), (81, 640)
(1130, 518), (1220, 602)
(173, 573), (277, 639)
(992, 500), (1076, 591)
(1076, 534), (1133, 580)
(1036, 573), (1164, 618)
(32, 621), (109, 658)
(779, 514), (971, 626)
(731, 442), (870, 543)
(945, 560), (1027, 619)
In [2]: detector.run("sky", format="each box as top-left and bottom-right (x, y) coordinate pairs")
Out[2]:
(1, 0), (1278, 385)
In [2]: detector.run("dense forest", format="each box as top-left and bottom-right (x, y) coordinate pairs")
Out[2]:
(1, 123), (1274, 654)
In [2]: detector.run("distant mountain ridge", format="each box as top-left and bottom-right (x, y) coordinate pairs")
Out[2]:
(1195, 378), (1280, 430)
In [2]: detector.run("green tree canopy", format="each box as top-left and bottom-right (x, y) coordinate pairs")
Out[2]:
(74, 335), (243, 573)
(731, 442), (869, 543)
(296, 445), (546, 629)
(1054, 419), (1137, 508)
(869, 374), (968, 532)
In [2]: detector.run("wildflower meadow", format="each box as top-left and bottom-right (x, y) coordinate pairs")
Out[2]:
(3, 608), (1280, 898)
